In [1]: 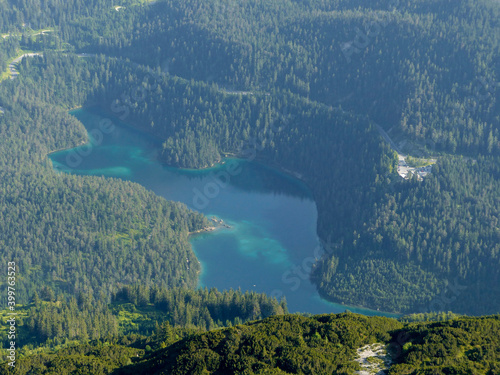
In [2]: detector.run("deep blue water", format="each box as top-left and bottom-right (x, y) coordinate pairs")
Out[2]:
(50, 108), (396, 316)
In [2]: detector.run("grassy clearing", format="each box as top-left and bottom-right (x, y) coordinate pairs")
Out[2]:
(0, 69), (8, 82)
(405, 155), (436, 168)
(106, 222), (149, 245)
(110, 302), (168, 335)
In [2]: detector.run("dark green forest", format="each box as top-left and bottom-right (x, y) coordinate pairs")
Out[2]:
(31, 0), (497, 314)
(3, 286), (285, 352)
(0, 1), (499, 370)
(0, 94), (209, 303)
(2, 312), (499, 374)
(4, 46), (498, 314)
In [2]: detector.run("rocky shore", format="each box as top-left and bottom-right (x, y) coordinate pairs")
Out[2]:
(188, 216), (232, 235)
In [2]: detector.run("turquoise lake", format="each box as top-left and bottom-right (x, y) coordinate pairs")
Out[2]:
(50, 108), (395, 316)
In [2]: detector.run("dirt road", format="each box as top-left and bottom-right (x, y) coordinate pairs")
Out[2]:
(8, 53), (43, 79)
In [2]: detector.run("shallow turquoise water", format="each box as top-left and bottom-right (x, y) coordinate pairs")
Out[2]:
(50, 108), (396, 316)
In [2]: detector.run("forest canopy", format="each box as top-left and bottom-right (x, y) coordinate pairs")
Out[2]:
(0, 0), (498, 316)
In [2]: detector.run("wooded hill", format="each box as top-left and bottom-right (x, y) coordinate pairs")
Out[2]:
(2, 313), (499, 374)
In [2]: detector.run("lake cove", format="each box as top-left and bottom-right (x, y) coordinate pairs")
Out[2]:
(50, 108), (398, 317)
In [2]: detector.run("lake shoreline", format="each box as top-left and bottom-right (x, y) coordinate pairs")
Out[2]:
(47, 139), (88, 158)
(188, 226), (217, 236)
(66, 105), (309, 182)
(189, 217), (232, 236)
(51, 108), (398, 317)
